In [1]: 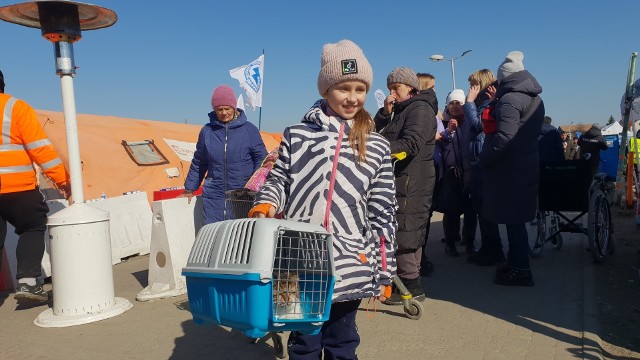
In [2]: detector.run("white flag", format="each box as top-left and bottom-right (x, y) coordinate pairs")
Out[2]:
(229, 54), (264, 110)
(236, 94), (246, 113)
(374, 89), (386, 109)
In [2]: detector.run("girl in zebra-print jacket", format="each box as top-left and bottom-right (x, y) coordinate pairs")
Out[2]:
(252, 99), (398, 303)
(249, 39), (397, 359)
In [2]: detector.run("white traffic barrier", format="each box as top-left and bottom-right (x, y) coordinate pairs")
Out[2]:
(88, 192), (152, 264)
(136, 196), (203, 301)
(2, 199), (68, 290)
(36, 203), (132, 327)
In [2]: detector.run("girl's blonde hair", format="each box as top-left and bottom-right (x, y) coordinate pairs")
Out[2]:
(349, 108), (374, 163)
(468, 69), (496, 90)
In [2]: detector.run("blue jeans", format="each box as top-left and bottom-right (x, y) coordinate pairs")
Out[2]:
(287, 300), (361, 360)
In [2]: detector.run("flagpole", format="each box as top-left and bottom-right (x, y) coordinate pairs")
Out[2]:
(259, 49), (264, 130)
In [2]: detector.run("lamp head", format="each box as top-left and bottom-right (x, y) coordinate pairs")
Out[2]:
(430, 54), (444, 61)
(0, 1), (117, 43)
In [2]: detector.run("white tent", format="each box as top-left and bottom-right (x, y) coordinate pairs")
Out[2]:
(602, 121), (623, 135)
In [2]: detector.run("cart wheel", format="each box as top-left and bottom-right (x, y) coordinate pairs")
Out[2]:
(526, 210), (545, 258)
(588, 189), (613, 263)
(551, 232), (563, 250)
(404, 299), (423, 320)
(272, 333), (286, 359)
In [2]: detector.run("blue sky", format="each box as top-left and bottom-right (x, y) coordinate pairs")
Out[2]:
(0, 0), (637, 133)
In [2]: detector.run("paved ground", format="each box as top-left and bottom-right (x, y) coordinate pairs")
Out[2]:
(0, 213), (617, 360)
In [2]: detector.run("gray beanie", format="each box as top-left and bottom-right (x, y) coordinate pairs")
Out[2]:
(317, 39), (373, 96)
(496, 51), (525, 81)
(386, 67), (419, 90)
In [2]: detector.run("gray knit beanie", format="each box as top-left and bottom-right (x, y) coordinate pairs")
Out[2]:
(496, 51), (525, 81)
(317, 39), (373, 96)
(386, 67), (419, 90)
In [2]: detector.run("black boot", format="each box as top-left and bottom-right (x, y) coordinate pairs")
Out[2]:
(403, 277), (426, 301)
(494, 265), (534, 287)
(420, 257), (434, 276)
(382, 277), (426, 305)
(445, 241), (460, 257)
(475, 250), (505, 266)
(382, 283), (403, 305)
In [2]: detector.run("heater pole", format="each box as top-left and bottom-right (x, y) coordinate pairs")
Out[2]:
(59, 74), (84, 203)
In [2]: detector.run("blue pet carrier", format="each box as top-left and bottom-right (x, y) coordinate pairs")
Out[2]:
(182, 218), (336, 338)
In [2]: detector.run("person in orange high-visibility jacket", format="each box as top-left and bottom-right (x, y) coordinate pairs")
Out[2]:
(0, 70), (71, 302)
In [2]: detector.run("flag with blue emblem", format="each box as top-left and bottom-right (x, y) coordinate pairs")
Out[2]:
(229, 54), (264, 110)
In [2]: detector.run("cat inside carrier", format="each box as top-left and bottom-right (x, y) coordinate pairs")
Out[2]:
(183, 218), (336, 338)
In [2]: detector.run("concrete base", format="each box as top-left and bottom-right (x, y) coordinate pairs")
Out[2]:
(136, 286), (186, 302)
(34, 297), (133, 328)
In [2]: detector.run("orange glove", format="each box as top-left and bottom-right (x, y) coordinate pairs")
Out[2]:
(382, 285), (392, 299)
(248, 203), (275, 218)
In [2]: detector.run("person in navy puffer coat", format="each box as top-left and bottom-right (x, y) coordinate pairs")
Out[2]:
(481, 51), (545, 287)
(183, 85), (267, 224)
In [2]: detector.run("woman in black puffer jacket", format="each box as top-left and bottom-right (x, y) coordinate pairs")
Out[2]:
(374, 67), (437, 304)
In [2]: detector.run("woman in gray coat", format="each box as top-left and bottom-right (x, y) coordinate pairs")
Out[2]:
(480, 51), (545, 287)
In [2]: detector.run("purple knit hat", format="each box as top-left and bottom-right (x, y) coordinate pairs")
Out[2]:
(211, 85), (237, 109)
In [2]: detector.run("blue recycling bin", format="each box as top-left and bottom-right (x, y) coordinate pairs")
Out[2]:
(599, 134), (619, 180)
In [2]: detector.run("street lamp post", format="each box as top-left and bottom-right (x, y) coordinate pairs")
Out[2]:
(429, 50), (472, 90)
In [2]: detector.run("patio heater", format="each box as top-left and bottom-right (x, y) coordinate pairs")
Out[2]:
(0, 0), (132, 327)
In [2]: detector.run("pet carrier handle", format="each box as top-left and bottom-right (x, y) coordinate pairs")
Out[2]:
(324, 122), (345, 232)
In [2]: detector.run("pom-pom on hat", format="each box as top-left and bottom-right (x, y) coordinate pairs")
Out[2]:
(387, 67), (419, 90)
(446, 89), (466, 105)
(317, 39), (373, 96)
(211, 85), (237, 109)
(497, 51), (525, 81)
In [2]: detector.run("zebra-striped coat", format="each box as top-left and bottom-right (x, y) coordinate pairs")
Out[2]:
(255, 100), (398, 303)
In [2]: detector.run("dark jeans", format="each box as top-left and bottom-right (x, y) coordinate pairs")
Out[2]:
(468, 188), (503, 255)
(505, 223), (530, 270)
(442, 194), (476, 246)
(421, 209), (434, 261)
(288, 299), (362, 360)
(477, 215), (502, 254)
(0, 188), (49, 279)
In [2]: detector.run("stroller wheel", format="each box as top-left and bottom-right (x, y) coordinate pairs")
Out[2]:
(552, 232), (563, 250)
(272, 332), (286, 359)
(404, 299), (423, 320)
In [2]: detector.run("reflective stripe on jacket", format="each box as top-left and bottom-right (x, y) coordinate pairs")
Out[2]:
(0, 93), (69, 194)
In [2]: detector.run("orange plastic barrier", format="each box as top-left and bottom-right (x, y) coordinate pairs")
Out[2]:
(153, 187), (202, 201)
